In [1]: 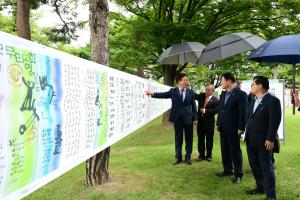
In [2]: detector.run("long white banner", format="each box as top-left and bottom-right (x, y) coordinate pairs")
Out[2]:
(0, 31), (171, 200)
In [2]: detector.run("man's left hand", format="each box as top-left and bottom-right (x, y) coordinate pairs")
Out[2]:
(265, 140), (274, 151)
(193, 120), (198, 124)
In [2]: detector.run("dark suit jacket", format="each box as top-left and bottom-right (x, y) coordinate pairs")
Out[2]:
(245, 93), (282, 149)
(217, 87), (248, 133)
(195, 93), (219, 130)
(153, 88), (197, 124)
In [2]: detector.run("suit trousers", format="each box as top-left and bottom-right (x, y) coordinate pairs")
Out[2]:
(247, 145), (276, 199)
(173, 119), (193, 160)
(197, 123), (214, 158)
(220, 131), (243, 178)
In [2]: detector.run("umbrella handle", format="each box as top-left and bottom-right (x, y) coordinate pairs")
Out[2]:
(292, 63), (296, 115)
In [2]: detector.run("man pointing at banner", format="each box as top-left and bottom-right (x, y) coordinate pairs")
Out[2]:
(145, 73), (197, 165)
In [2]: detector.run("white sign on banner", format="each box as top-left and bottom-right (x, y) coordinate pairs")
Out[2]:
(240, 79), (285, 141)
(0, 31), (171, 200)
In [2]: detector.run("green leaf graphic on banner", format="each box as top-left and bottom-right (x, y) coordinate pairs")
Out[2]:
(4, 46), (38, 194)
(97, 71), (108, 146)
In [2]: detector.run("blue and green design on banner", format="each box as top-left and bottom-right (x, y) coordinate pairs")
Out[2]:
(4, 46), (63, 195)
(95, 71), (108, 147)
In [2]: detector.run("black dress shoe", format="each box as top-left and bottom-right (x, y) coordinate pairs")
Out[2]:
(232, 177), (242, 184)
(246, 188), (264, 195)
(172, 159), (182, 165)
(197, 156), (205, 162)
(185, 159), (192, 165)
(206, 157), (212, 162)
(216, 171), (233, 177)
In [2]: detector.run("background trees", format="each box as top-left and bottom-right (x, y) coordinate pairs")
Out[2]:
(1, 0), (299, 88)
(110, 0), (300, 88)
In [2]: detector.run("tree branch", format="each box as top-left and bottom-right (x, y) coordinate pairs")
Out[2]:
(181, 0), (209, 22)
(158, 0), (162, 20)
(133, 0), (150, 20)
(206, 7), (225, 33)
(178, 0), (188, 22)
(250, 16), (284, 21)
(167, 0), (175, 22)
(195, 0), (210, 11)
(208, 11), (240, 34)
(118, 0), (150, 21)
(52, 0), (70, 33)
(176, 63), (188, 74)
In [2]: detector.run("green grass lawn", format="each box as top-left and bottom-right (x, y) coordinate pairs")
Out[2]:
(25, 110), (300, 200)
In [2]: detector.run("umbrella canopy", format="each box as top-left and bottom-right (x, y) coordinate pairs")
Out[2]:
(247, 34), (300, 64)
(247, 34), (300, 114)
(157, 42), (205, 65)
(197, 32), (266, 64)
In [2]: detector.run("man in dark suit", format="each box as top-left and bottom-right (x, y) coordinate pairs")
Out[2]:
(216, 72), (248, 184)
(145, 73), (197, 165)
(195, 84), (219, 162)
(245, 76), (281, 200)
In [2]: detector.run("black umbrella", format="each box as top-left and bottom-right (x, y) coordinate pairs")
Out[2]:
(197, 32), (266, 65)
(157, 42), (205, 65)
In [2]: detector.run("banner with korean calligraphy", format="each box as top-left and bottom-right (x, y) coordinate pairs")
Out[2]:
(0, 31), (171, 200)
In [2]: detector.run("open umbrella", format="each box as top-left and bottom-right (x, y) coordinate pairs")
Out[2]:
(247, 34), (300, 114)
(197, 32), (266, 65)
(157, 42), (205, 65)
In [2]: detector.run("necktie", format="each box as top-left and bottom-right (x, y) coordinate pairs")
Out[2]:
(224, 92), (230, 105)
(180, 89), (184, 102)
(253, 99), (260, 114)
(204, 96), (209, 108)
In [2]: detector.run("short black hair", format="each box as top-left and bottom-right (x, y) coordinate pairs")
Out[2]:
(253, 76), (269, 90)
(176, 73), (187, 84)
(221, 72), (236, 83)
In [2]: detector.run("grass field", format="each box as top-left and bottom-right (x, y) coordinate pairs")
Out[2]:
(25, 110), (300, 200)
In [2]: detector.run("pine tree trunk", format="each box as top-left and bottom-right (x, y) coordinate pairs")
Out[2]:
(90, 0), (109, 65)
(87, 0), (110, 186)
(86, 148), (110, 185)
(16, 0), (31, 40)
(163, 65), (177, 86)
(162, 64), (177, 124)
(137, 66), (145, 78)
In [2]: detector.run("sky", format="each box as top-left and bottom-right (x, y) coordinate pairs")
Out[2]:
(33, 1), (128, 46)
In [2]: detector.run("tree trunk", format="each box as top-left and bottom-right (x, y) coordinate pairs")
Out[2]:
(137, 66), (145, 78)
(16, 0), (31, 40)
(162, 64), (177, 124)
(163, 64), (177, 86)
(90, 0), (109, 65)
(273, 64), (279, 79)
(86, 148), (110, 185)
(86, 0), (110, 186)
